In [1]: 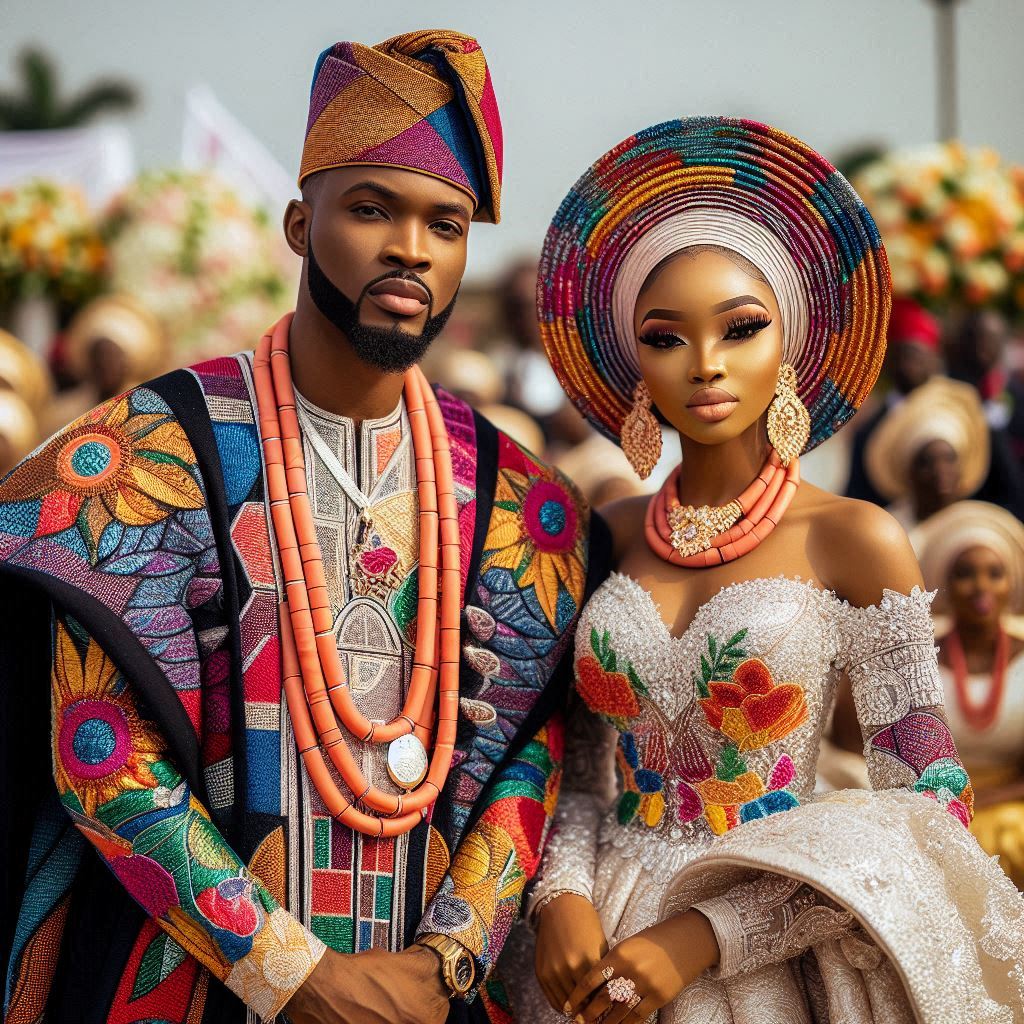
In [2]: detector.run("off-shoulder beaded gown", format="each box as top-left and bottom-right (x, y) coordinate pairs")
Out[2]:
(504, 574), (1024, 1024)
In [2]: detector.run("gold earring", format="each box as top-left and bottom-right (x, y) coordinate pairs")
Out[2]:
(766, 363), (810, 466)
(621, 380), (662, 480)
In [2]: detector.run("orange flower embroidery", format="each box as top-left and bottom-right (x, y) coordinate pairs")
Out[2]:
(699, 657), (808, 752)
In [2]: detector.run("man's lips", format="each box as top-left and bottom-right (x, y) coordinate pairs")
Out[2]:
(686, 387), (739, 423)
(367, 279), (429, 317)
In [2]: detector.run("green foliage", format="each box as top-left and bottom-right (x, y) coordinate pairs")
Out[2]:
(692, 629), (748, 698)
(617, 790), (640, 825)
(131, 930), (188, 1000)
(715, 743), (748, 782)
(0, 47), (137, 131)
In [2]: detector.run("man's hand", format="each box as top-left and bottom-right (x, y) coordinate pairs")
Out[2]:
(285, 945), (450, 1024)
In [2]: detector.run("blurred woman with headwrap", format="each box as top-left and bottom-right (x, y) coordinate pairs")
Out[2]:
(865, 375), (993, 535)
(0, 328), (48, 471)
(914, 501), (1024, 887)
(44, 293), (167, 437)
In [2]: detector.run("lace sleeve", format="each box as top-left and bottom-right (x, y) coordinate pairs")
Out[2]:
(524, 692), (617, 922)
(693, 876), (854, 978)
(836, 587), (974, 826)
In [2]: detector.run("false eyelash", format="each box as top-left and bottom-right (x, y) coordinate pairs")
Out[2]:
(637, 330), (685, 349)
(724, 314), (772, 340)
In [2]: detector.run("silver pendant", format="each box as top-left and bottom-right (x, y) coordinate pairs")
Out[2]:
(387, 733), (428, 790)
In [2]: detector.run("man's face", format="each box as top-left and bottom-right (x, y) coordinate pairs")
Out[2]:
(286, 166), (471, 363)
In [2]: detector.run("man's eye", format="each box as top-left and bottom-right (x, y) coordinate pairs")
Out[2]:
(432, 221), (462, 237)
(353, 205), (385, 219)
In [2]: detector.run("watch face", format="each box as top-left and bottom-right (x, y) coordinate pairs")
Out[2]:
(453, 953), (475, 992)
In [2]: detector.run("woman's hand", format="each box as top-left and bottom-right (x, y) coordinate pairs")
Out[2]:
(565, 910), (720, 1023)
(534, 892), (609, 1013)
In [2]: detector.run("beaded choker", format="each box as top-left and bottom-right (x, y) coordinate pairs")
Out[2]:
(645, 449), (799, 568)
(254, 315), (460, 836)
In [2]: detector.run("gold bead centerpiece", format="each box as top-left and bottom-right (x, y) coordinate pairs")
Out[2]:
(667, 500), (743, 558)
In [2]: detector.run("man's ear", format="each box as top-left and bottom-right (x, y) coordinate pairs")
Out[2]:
(284, 199), (311, 258)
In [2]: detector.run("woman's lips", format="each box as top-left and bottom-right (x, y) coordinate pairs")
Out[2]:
(367, 279), (429, 317)
(687, 387), (739, 423)
(970, 594), (997, 616)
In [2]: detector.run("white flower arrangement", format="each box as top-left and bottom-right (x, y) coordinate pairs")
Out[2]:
(103, 170), (297, 358)
(853, 142), (1024, 317)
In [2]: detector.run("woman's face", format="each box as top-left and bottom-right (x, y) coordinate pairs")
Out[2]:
(910, 438), (961, 503)
(947, 544), (1011, 628)
(632, 248), (784, 446)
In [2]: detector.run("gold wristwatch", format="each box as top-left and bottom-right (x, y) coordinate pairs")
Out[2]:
(415, 933), (476, 998)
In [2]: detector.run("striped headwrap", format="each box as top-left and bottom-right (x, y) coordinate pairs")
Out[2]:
(299, 30), (503, 223)
(538, 117), (891, 450)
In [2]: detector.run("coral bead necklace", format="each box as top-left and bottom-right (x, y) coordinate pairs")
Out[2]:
(253, 314), (461, 836)
(946, 626), (1009, 732)
(645, 448), (800, 568)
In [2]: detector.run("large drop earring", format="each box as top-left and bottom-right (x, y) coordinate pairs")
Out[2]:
(766, 363), (810, 466)
(621, 379), (662, 480)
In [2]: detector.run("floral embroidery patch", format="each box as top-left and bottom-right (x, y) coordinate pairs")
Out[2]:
(1, 389), (204, 562)
(578, 623), (810, 836)
(480, 436), (585, 632)
(576, 628), (648, 725)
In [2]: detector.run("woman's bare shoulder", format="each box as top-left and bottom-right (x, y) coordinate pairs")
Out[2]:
(800, 486), (923, 606)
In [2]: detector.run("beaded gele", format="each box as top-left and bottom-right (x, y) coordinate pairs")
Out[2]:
(537, 117), (891, 452)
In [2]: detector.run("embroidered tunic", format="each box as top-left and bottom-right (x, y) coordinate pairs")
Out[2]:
(511, 574), (1021, 1023)
(287, 387), (419, 955)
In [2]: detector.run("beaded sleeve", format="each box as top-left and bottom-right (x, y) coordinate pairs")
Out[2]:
(50, 611), (324, 1019)
(524, 694), (618, 922)
(694, 588), (973, 979)
(836, 587), (974, 825)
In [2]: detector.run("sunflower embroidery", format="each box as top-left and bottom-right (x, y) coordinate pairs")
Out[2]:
(1, 388), (204, 560)
(479, 436), (585, 629)
(52, 619), (162, 816)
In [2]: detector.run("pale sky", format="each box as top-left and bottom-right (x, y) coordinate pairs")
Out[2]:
(3, 0), (1021, 279)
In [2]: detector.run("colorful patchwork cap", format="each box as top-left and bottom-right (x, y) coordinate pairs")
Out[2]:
(538, 117), (891, 449)
(299, 29), (503, 223)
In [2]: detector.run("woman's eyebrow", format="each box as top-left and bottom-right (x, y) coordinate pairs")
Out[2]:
(640, 294), (768, 324)
(710, 294), (768, 314)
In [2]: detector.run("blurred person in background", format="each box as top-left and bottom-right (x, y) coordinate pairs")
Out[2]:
(0, 389), (39, 475)
(44, 292), (167, 436)
(865, 375), (995, 534)
(914, 501), (1024, 888)
(554, 433), (645, 508)
(493, 258), (572, 437)
(0, 327), (49, 468)
(0, 30), (610, 1024)
(947, 308), (1024, 464)
(845, 297), (942, 504)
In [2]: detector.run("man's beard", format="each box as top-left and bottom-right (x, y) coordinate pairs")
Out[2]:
(307, 239), (457, 374)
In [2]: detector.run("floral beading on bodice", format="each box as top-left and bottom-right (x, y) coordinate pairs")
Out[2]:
(576, 574), (840, 853)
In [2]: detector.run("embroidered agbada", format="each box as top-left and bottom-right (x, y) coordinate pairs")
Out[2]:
(0, 349), (610, 1023)
(300, 30), (503, 223)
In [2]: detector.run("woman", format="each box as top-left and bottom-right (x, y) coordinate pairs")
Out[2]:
(506, 118), (1022, 1023)
(914, 500), (1024, 888)
(864, 374), (990, 534)
(44, 293), (166, 437)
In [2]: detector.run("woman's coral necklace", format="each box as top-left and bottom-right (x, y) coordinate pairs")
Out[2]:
(645, 448), (800, 568)
(946, 626), (1009, 732)
(254, 314), (461, 837)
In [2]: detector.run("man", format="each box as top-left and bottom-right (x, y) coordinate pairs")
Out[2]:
(0, 31), (609, 1024)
